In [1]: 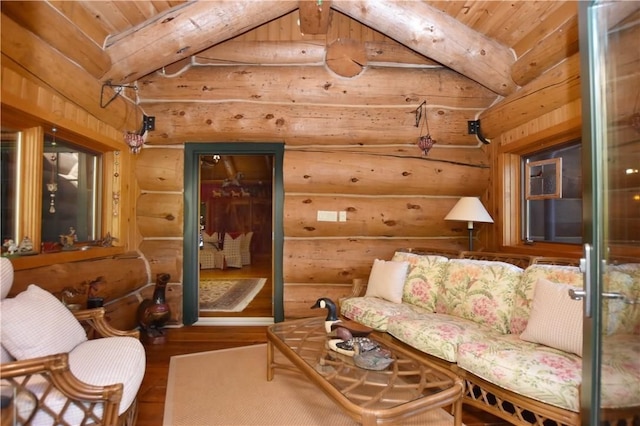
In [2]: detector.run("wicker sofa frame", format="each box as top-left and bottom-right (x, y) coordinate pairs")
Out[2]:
(0, 307), (140, 426)
(345, 248), (639, 426)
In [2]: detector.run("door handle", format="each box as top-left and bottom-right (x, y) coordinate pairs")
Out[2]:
(579, 244), (593, 317)
(569, 288), (631, 302)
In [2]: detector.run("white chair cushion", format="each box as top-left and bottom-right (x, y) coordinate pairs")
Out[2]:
(0, 284), (87, 360)
(1, 257), (13, 299)
(223, 233), (243, 268)
(70, 337), (146, 414)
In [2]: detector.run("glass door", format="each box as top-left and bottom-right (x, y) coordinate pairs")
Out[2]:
(579, 1), (640, 424)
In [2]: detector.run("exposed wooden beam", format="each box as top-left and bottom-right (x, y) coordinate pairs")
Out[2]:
(330, 0), (517, 96)
(298, 0), (332, 35)
(1, 13), (141, 133)
(480, 54), (581, 139)
(102, 0), (299, 85)
(138, 65), (496, 108)
(2, 1), (112, 79)
(194, 40), (440, 67)
(511, 15), (579, 87)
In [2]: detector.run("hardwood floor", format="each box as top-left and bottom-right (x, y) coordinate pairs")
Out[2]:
(198, 254), (273, 318)
(137, 326), (508, 426)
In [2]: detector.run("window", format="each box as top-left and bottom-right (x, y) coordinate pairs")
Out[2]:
(522, 141), (582, 244)
(41, 132), (102, 244)
(1, 121), (109, 257)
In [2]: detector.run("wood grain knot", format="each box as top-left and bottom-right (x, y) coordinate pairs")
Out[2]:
(302, 199), (312, 204)
(406, 203), (420, 209)
(383, 220), (397, 226)
(402, 171), (411, 176)
(165, 214), (175, 221)
(350, 177), (359, 182)
(346, 207), (356, 212)
(304, 227), (316, 231)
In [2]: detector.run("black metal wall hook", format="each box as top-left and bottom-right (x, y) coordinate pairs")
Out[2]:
(467, 120), (491, 144)
(100, 81), (138, 108)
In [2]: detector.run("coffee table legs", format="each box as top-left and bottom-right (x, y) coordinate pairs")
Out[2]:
(266, 339), (275, 381)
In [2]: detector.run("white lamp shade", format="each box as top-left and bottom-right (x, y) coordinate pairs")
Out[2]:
(444, 197), (494, 223)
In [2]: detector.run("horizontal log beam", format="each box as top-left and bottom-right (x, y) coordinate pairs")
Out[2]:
(283, 239), (467, 284)
(284, 195), (474, 237)
(1, 13), (142, 133)
(139, 101), (483, 146)
(1, 1), (111, 79)
(194, 40), (440, 67)
(139, 65), (496, 108)
(511, 15), (579, 87)
(102, 1), (299, 84)
(283, 150), (489, 196)
(480, 53), (581, 139)
(331, 0), (517, 96)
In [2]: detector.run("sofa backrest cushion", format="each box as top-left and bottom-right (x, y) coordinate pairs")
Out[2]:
(520, 278), (584, 356)
(436, 259), (524, 334)
(1, 284), (88, 360)
(511, 264), (583, 335)
(0, 257), (13, 300)
(364, 259), (409, 304)
(392, 251), (449, 312)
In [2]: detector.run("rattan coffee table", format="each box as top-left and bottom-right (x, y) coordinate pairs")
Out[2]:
(267, 316), (463, 426)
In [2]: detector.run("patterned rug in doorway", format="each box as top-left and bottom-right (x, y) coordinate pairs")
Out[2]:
(199, 278), (267, 312)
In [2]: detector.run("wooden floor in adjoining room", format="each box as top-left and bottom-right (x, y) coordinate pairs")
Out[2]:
(137, 326), (509, 426)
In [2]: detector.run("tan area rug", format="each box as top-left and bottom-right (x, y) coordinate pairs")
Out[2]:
(163, 344), (462, 426)
(199, 278), (266, 312)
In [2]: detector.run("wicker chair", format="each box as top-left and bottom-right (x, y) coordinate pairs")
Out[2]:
(0, 257), (145, 426)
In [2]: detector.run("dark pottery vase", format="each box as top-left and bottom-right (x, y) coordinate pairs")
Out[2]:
(137, 273), (171, 344)
(87, 297), (104, 309)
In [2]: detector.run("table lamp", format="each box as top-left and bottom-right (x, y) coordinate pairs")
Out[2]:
(444, 197), (494, 250)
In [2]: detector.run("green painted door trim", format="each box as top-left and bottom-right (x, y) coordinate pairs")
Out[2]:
(183, 142), (285, 325)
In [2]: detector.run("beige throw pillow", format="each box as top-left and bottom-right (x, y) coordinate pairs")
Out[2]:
(364, 259), (409, 304)
(520, 278), (584, 356)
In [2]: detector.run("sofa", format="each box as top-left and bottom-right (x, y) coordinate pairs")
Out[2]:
(340, 249), (640, 425)
(0, 257), (146, 426)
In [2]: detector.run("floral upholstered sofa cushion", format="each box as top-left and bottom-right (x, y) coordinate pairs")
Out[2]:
(435, 259), (524, 334)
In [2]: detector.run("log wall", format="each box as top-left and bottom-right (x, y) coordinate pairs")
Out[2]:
(2, 1), (609, 325)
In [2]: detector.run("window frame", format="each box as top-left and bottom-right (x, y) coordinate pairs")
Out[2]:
(498, 121), (583, 257)
(1, 106), (125, 270)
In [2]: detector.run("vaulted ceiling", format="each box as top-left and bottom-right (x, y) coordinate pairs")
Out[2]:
(3, 0), (594, 145)
(2, 0), (578, 96)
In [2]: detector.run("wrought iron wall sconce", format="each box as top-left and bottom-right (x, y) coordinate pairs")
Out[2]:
(124, 115), (156, 154)
(100, 81), (138, 108)
(468, 120), (491, 144)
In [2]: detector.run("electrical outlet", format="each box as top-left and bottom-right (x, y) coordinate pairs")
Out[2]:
(317, 210), (338, 222)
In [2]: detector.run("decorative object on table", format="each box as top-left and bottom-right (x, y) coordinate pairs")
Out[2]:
(2, 239), (17, 255)
(327, 336), (380, 357)
(137, 273), (171, 344)
(86, 276), (106, 309)
(16, 237), (34, 254)
(59, 227), (78, 250)
(98, 232), (118, 247)
(352, 341), (394, 371)
(310, 297), (372, 336)
(60, 287), (83, 311)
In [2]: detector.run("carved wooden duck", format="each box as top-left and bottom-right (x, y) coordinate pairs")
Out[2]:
(353, 341), (394, 371)
(310, 297), (372, 336)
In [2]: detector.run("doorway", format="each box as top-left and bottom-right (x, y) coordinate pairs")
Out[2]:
(183, 143), (284, 326)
